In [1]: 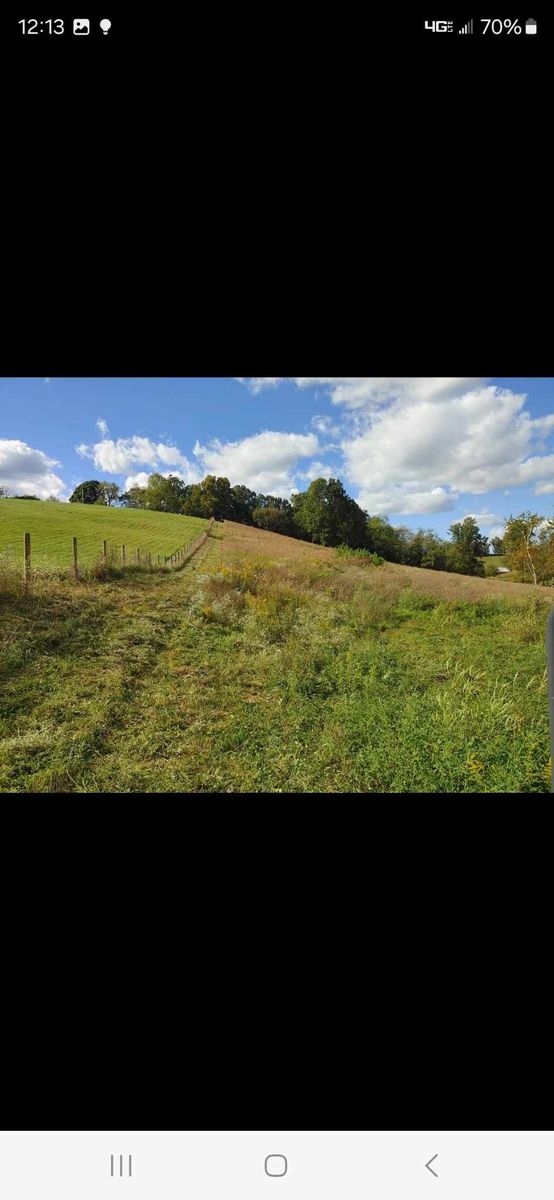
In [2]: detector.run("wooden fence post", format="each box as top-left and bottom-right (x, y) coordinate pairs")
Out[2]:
(23, 532), (31, 587)
(121, 545), (126, 566)
(72, 537), (78, 580)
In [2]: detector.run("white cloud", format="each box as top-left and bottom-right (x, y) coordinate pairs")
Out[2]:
(235, 378), (554, 513)
(155, 443), (190, 467)
(304, 378), (486, 411)
(236, 377), (486, 410)
(462, 510), (504, 530)
(311, 414), (341, 436)
(68, 380), (554, 521)
(234, 377), (282, 394)
(96, 417), (109, 437)
(297, 460), (336, 483)
(124, 472), (150, 490)
(338, 384), (554, 514)
(76, 435), (201, 482)
(528, 413), (554, 437)
(193, 430), (319, 497)
(124, 469), (198, 491)
(357, 486), (460, 516)
(0, 439), (66, 498)
(78, 424), (323, 497)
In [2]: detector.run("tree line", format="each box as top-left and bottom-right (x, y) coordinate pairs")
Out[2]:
(5, 475), (554, 582)
(61, 473), (499, 576)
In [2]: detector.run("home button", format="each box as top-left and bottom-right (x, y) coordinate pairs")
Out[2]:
(265, 1155), (288, 1177)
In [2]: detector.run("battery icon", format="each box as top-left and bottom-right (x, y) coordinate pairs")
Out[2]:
(525, 17), (537, 33)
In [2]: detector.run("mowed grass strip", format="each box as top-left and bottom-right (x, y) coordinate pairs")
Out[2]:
(0, 498), (207, 570)
(0, 520), (551, 794)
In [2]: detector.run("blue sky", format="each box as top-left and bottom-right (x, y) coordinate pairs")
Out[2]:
(2, 376), (554, 542)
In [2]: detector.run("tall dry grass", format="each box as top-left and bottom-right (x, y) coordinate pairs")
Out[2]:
(220, 520), (554, 606)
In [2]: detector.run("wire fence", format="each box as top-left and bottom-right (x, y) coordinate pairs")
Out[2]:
(11, 518), (215, 586)
(163, 518), (215, 569)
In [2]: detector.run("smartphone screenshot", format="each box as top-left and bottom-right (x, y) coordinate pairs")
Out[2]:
(0, 0), (550, 794)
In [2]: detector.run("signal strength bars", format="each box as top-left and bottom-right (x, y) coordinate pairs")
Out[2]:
(459, 18), (474, 33)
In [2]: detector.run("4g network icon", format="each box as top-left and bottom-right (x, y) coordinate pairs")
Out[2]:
(424, 20), (454, 31)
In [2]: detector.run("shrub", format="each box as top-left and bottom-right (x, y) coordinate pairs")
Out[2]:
(335, 545), (385, 565)
(189, 575), (248, 628)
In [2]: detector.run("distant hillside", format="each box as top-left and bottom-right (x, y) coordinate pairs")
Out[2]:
(0, 499), (207, 568)
(222, 520), (554, 603)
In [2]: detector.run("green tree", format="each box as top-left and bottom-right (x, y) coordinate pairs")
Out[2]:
(490, 535), (506, 555)
(365, 515), (403, 561)
(98, 481), (120, 506)
(254, 494), (292, 511)
(252, 504), (295, 535)
(181, 475), (235, 520)
(390, 525), (416, 565)
(503, 511), (544, 585)
(141, 472), (188, 513)
(291, 478), (368, 547)
(69, 480), (103, 504)
(405, 529), (428, 567)
(231, 484), (258, 523)
(448, 517), (486, 576)
(120, 486), (147, 508)
(416, 529), (449, 570)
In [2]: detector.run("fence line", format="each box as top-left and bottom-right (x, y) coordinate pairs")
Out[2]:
(164, 517), (215, 569)
(18, 518), (216, 583)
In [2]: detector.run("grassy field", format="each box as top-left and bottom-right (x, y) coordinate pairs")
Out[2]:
(1, 519), (553, 793)
(0, 498), (207, 570)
